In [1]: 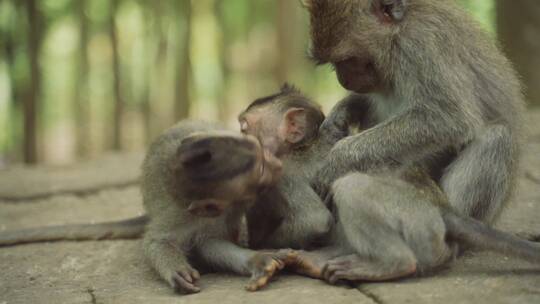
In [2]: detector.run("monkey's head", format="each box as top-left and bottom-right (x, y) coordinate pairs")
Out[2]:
(238, 84), (325, 157)
(172, 131), (282, 218)
(303, 0), (407, 93)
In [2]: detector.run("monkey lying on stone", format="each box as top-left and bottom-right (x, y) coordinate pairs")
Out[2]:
(0, 120), (295, 294)
(140, 120), (299, 293)
(239, 85), (540, 284)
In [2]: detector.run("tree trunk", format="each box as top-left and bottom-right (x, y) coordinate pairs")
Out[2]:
(24, 0), (42, 163)
(215, 0), (231, 121)
(3, 0), (22, 162)
(108, 0), (124, 150)
(497, 0), (540, 106)
(173, 0), (192, 121)
(139, 1), (153, 144)
(275, 0), (296, 85)
(74, 0), (91, 157)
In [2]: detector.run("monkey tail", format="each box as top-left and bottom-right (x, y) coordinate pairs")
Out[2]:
(442, 210), (540, 264)
(0, 215), (148, 247)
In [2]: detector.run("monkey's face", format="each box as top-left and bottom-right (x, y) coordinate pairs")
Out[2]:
(239, 106), (283, 156)
(305, 0), (404, 93)
(175, 132), (282, 218)
(334, 57), (380, 93)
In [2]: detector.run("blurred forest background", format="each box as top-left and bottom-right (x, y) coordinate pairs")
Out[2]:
(0, 0), (539, 166)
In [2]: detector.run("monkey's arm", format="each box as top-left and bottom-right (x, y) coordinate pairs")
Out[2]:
(142, 219), (202, 294)
(197, 238), (296, 291)
(319, 94), (371, 145)
(313, 106), (470, 195)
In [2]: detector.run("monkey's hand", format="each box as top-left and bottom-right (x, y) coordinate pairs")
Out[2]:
(245, 249), (297, 291)
(312, 161), (342, 202)
(167, 265), (201, 294)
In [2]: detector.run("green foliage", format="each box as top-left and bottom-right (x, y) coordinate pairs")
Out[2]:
(0, 0), (499, 164)
(457, 0), (495, 33)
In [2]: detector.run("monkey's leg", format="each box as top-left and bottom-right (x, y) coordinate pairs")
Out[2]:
(197, 239), (297, 291)
(440, 124), (516, 223)
(324, 173), (420, 283)
(322, 253), (418, 284)
(143, 233), (201, 294)
(321, 215), (418, 284)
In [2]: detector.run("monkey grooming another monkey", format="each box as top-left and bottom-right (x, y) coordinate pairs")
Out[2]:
(240, 85), (540, 285)
(304, 0), (524, 225)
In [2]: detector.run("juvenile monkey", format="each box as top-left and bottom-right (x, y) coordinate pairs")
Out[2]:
(241, 86), (540, 284)
(140, 120), (296, 294)
(0, 120), (294, 294)
(304, 0), (525, 225)
(239, 84), (337, 250)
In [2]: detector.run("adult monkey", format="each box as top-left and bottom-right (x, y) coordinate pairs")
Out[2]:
(304, 0), (524, 223)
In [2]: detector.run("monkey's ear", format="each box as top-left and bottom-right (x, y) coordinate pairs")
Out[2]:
(373, 0), (407, 23)
(280, 108), (307, 144)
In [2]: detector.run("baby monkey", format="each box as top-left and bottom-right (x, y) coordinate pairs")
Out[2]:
(239, 84), (337, 250)
(0, 120), (294, 294)
(240, 85), (540, 284)
(140, 120), (295, 294)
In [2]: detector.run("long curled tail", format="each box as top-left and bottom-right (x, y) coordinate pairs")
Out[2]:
(0, 215), (148, 247)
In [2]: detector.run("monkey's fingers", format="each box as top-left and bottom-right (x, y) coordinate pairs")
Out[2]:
(322, 256), (357, 284)
(171, 271), (201, 294)
(189, 268), (201, 281)
(322, 263), (342, 285)
(274, 249), (299, 266)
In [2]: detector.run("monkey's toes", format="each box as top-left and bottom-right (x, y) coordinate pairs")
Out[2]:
(322, 255), (361, 284)
(246, 251), (295, 292)
(322, 263), (348, 284)
(290, 250), (326, 279)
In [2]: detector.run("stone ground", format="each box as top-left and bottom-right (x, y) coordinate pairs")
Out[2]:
(1, 111), (540, 304)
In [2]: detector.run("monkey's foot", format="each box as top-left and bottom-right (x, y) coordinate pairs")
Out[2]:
(323, 254), (417, 284)
(167, 266), (201, 294)
(289, 250), (328, 279)
(245, 249), (297, 291)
